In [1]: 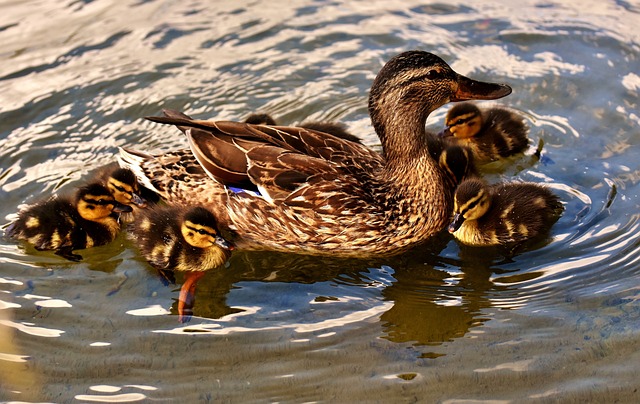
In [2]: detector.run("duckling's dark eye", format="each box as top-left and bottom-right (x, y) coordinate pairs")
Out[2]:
(198, 229), (208, 235)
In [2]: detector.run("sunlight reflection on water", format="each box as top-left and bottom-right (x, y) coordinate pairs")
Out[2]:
(0, 0), (639, 402)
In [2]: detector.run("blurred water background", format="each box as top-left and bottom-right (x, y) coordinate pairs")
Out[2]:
(1, 0), (639, 401)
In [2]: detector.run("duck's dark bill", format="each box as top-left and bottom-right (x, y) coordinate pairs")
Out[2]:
(452, 74), (512, 101)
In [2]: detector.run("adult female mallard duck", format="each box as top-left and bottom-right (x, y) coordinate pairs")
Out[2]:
(119, 51), (512, 257)
(130, 205), (233, 322)
(448, 178), (562, 247)
(6, 183), (132, 261)
(440, 102), (529, 164)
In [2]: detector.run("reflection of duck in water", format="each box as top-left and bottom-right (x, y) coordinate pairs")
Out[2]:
(6, 183), (131, 261)
(119, 51), (512, 257)
(448, 178), (563, 248)
(440, 102), (529, 164)
(129, 205), (233, 322)
(379, 259), (494, 357)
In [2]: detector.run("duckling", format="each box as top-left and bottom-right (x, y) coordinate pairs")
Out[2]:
(440, 102), (529, 164)
(244, 113), (362, 143)
(129, 206), (233, 322)
(438, 144), (478, 188)
(91, 163), (155, 208)
(6, 183), (132, 261)
(299, 121), (363, 144)
(244, 113), (277, 125)
(448, 178), (562, 247)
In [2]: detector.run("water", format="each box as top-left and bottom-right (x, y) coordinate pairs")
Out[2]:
(1, 0), (639, 401)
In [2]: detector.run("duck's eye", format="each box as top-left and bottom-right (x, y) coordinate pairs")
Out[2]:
(425, 69), (442, 79)
(198, 229), (208, 235)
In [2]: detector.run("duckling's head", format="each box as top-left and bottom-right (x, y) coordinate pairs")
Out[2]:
(442, 103), (483, 139)
(244, 113), (277, 126)
(107, 168), (147, 207)
(367, 51), (511, 160)
(448, 178), (491, 232)
(180, 207), (233, 251)
(439, 145), (476, 186)
(76, 183), (133, 222)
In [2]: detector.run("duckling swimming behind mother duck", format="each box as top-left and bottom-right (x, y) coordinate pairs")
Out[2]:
(119, 51), (513, 258)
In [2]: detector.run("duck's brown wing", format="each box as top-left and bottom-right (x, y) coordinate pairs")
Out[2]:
(146, 110), (383, 200)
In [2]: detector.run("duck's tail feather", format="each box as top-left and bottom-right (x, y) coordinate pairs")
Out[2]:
(117, 147), (163, 195)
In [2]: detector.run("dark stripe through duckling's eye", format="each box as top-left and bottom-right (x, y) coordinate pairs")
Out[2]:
(185, 224), (216, 237)
(85, 197), (115, 206)
(456, 190), (485, 216)
(451, 113), (477, 127)
(112, 184), (129, 193)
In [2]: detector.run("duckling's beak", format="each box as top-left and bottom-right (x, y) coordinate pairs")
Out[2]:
(112, 202), (133, 213)
(448, 213), (465, 233)
(131, 193), (148, 208)
(438, 127), (453, 137)
(215, 235), (234, 251)
(452, 74), (512, 102)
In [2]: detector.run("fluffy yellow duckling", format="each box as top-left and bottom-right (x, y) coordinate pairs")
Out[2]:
(6, 183), (132, 261)
(448, 178), (562, 247)
(441, 102), (529, 164)
(129, 206), (233, 321)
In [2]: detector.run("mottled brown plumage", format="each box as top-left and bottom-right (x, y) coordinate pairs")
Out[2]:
(441, 102), (529, 164)
(448, 178), (562, 247)
(119, 51), (512, 257)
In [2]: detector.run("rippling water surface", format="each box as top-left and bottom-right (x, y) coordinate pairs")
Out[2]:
(1, 0), (639, 402)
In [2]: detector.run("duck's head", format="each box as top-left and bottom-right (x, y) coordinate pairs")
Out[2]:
(107, 168), (147, 208)
(76, 183), (133, 222)
(368, 51), (511, 160)
(440, 103), (483, 138)
(448, 178), (491, 232)
(180, 207), (234, 251)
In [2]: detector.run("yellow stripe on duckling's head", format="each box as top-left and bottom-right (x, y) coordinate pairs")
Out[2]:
(453, 178), (492, 221)
(76, 183), (132, 222)
(180, 207), (232, 250)
(444, 103), (483, 139)
(107, 168), (146, 207)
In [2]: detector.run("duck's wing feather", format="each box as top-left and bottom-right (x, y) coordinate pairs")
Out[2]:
(146, 110), (384, 200)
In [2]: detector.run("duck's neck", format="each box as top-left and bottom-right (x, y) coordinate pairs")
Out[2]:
(370, 104), (451, 231)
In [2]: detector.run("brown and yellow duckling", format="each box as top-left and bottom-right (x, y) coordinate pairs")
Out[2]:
(440, 102), (529, 164)
(448, 178), (562, 247)
(91, 164), (155, 210)
(6, 183), (132, 261)
(438, 144), (478, 188)
(129, 205), (233, 321)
